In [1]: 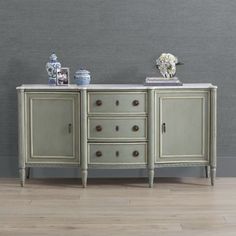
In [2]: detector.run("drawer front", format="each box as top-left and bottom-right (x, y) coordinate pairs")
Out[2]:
(88, 92), (147, 114)
(88, 117), (147, 140)
(88, 143), (147, 164)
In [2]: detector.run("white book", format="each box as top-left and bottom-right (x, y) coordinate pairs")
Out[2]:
(145, 77), (179, 83)
(144, 77), (182, 86)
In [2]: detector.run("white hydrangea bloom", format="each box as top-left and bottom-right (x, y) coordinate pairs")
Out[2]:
(156, 53), (178, 78)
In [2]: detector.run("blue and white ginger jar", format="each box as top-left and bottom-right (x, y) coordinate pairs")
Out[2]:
(46, 53), (61, 85)
(74, 69), (91, 85)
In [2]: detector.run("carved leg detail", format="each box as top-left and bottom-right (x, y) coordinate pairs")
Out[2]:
(19, 168), (25, 187)
(148, 169), (154, 188)
(210, 167), (216, 186)
(205, 166), (210, 178)
(81, 170), (88, 188)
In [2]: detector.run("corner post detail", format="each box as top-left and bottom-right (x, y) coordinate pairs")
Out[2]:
(148, 89), (155, 187)
(205, 166), (210, 178)
(18, 89), (26, 187)
(81, 89), (88, 187)
(210, 87), (217, 186)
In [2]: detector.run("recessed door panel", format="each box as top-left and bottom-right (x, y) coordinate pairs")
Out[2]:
(26, 93), (79, 164)
(155, 91), (209, 162)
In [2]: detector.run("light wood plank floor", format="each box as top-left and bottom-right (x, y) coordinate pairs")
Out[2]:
(0, 177), (236, 236)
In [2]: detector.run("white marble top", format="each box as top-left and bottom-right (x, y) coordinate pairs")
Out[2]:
(16, 83), (217, 90)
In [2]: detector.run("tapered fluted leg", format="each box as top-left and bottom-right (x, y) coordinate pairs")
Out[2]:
(19, 168), (25, 187)
(147, 90), (155, 188)
(210, 167), (216, 186)
(210, 87), (217, 186)
(205, 166), (210, 178)
(81, 170), (88, 188)
(149, 169), (154, 188)
(81, 90), (88, 188)
(18, 90), (26, 187)
(26, 167), (30, 179)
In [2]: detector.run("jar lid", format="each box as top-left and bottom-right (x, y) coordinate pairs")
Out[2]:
(75, 69), (90, 74)
(49, 53), (58, 62)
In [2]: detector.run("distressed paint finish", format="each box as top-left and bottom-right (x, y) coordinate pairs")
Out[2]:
(17, 84), (217, 187)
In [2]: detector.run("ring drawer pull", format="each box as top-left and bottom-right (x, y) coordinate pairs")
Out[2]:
(132, 100), (139, 106)
(96, 151), (102, 157)
(96, 100), (102, 106)
(96, 125), (102, 132)
(133, 151), (139, 157)
(132, 125), (139, 132)
(116, 100), (119, 106)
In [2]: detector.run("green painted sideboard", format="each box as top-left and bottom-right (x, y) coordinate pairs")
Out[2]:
(17, 84), (217, 187)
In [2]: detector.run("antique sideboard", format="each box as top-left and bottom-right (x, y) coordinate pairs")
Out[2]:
(17, 83), (217, 187)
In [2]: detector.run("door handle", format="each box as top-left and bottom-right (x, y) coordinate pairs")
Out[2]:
(68, 123), (72, 133)
(162, 123), (166, 133)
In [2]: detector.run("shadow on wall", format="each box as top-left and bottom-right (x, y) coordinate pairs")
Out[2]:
(0, 58), (41, 177)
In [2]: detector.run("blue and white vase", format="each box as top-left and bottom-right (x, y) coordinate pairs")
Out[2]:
(74, 69), (91, 85)
(45, 53), (61, 85)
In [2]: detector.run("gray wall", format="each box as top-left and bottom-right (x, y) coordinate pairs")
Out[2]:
(1, 0), (236, 178)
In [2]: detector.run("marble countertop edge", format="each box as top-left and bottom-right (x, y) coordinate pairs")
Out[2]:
(16, 83), (217, 90)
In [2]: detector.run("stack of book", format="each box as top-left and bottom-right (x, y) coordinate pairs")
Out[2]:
(144, 77), (183, 86)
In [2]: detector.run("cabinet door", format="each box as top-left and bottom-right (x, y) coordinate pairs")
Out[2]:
(155, 91), (209, 163)
(26, 93), (79, 164)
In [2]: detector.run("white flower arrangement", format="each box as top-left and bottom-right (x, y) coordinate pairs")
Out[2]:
(156, 53), (178, 78)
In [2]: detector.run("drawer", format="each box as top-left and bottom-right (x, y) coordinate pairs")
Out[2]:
(88, 117), (147, 140)
(88, 92), (147, 114)
(88, 143), (147, 164)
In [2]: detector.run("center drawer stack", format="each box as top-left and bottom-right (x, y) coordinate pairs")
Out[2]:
(87, 91), (148, 166)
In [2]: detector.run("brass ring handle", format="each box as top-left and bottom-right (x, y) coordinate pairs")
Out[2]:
(132, 100), (139, 106)
(96, 125), (102, 132)
(96, 151), (102, 157)
(132, 125), (139, 132)
(133, 151), (139, 157)
(96, 100), (102, 106)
